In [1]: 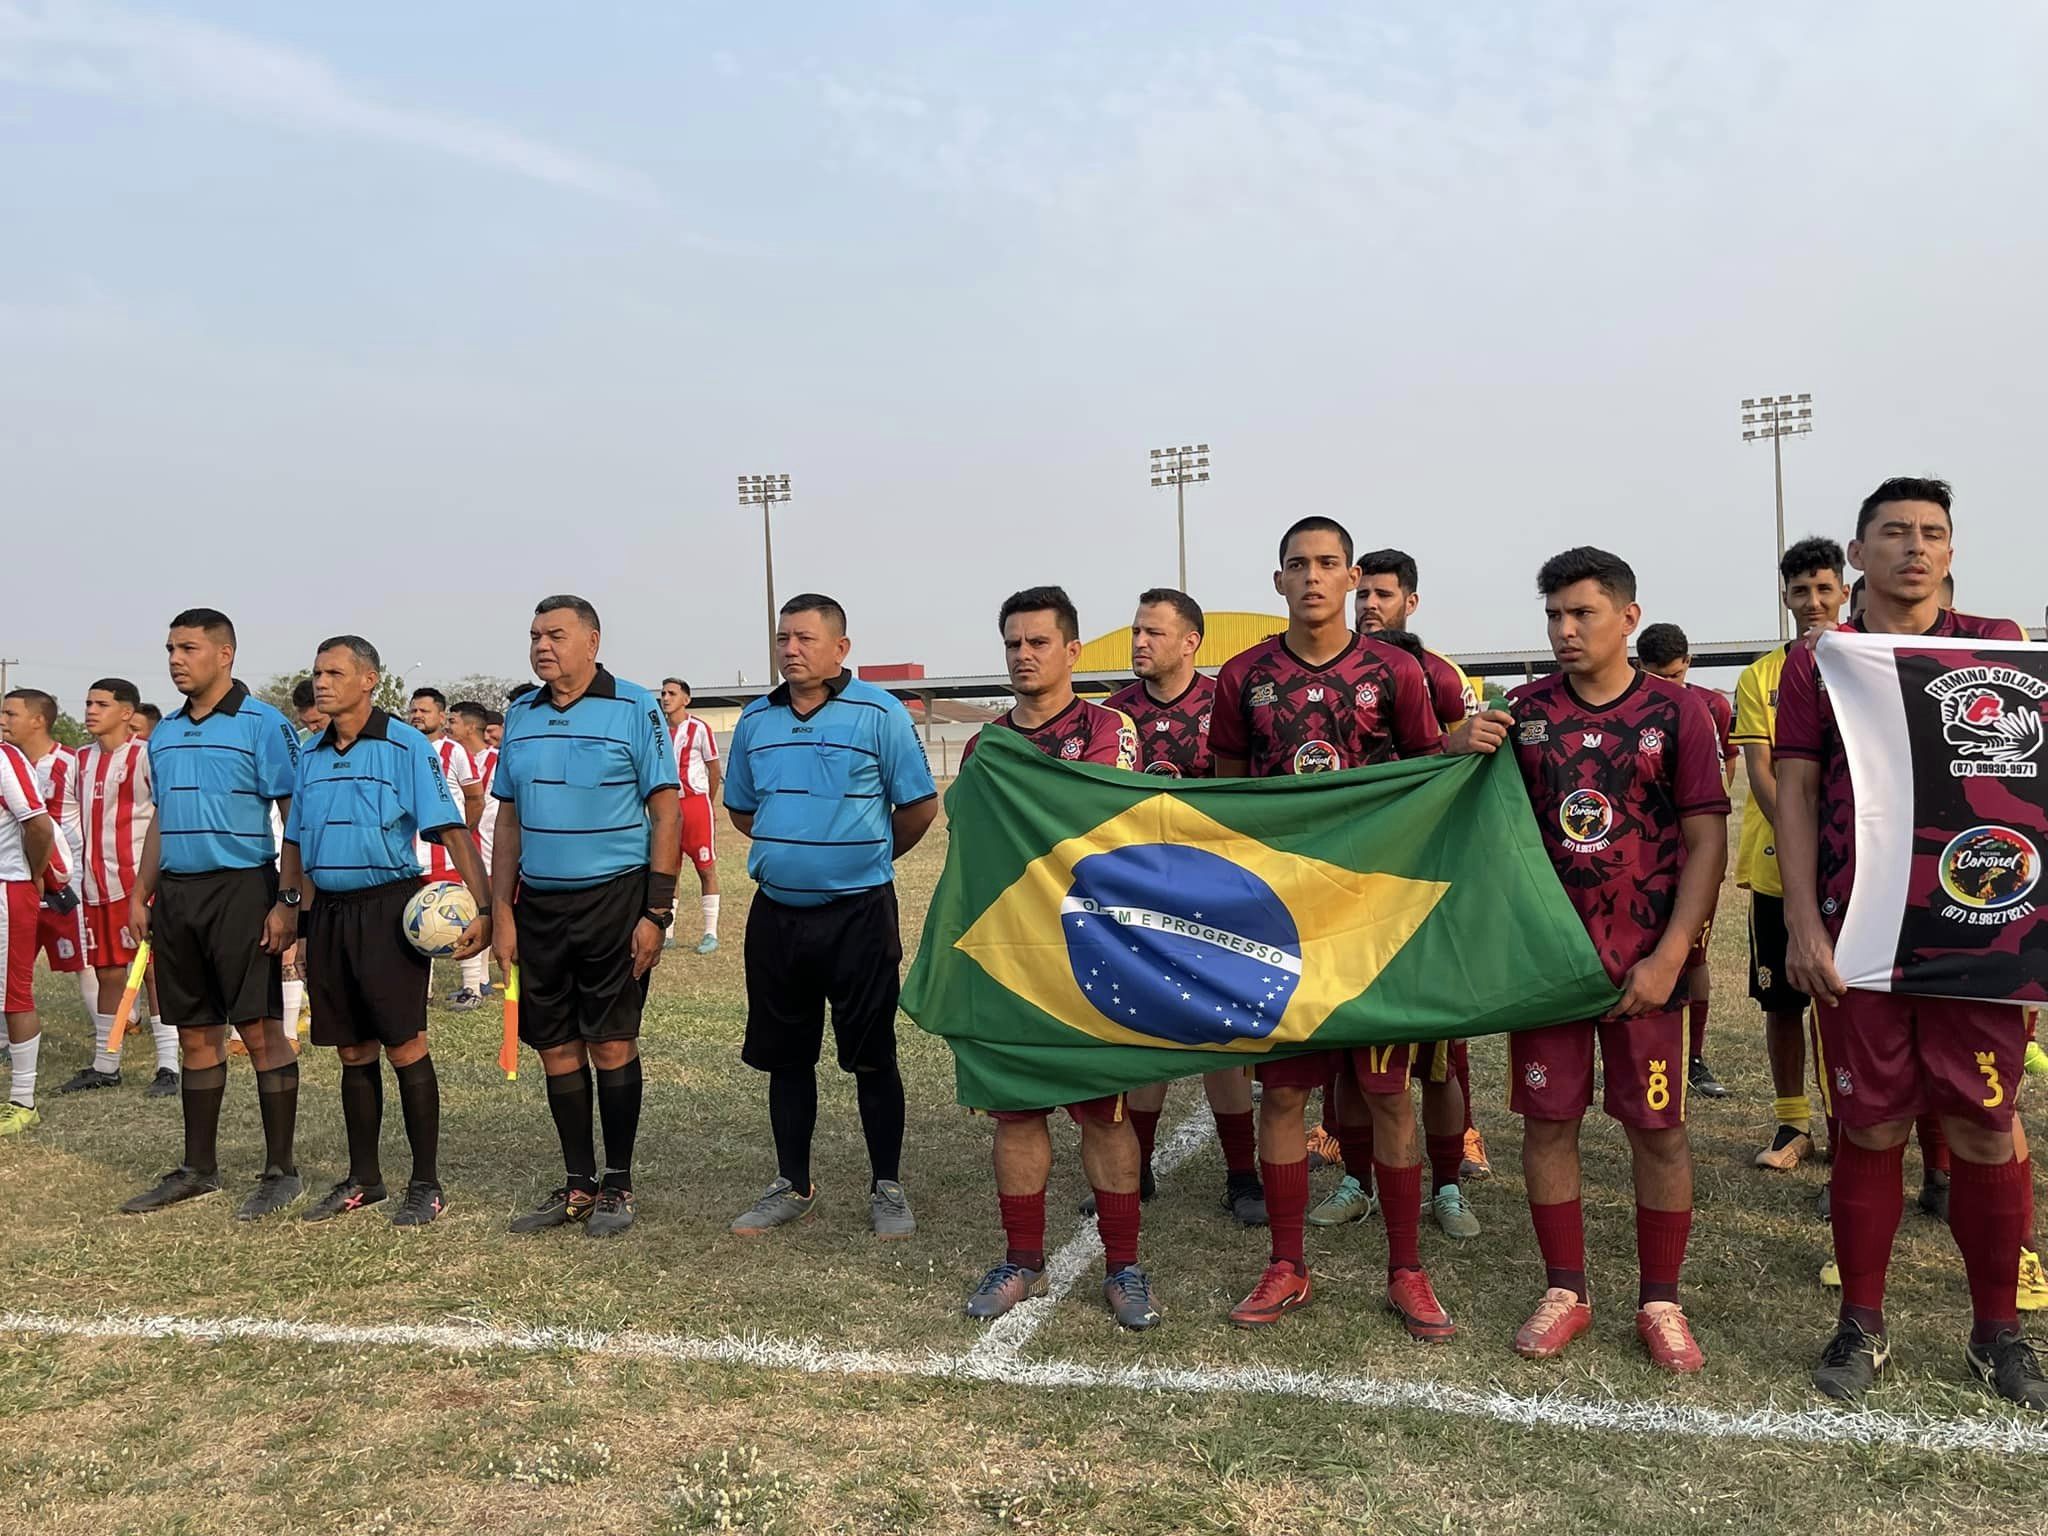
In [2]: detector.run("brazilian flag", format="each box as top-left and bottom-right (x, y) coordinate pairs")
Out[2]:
(902, 727), (1619, 1111)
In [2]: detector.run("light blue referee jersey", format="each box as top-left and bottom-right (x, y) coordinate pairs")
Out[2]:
(148, 680), (299, 874)
(284, 709), (464, 892)
(723, 670), (937, 907)
(492, 666), (679, 891)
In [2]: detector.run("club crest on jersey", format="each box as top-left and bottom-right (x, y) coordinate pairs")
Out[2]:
(1835, 1067), (1853, 1096)
(1518, 720), (1548, 745)
(1293, 740), (1341, 775)
(1926, 666), (2047, 778)
(1558, 788), (1613, 852)
(1936, 825), (2039, 926)
(1249, 683), (1278, 708)
(1198, 711), (1212, 734)
(1060, 737), (1085, 760)
(1756, 965), (1774, 991)
(1638, 728), (1665, 754)
(1524, 1061), (1548, 1090)
(1354, 682), (1378, 709)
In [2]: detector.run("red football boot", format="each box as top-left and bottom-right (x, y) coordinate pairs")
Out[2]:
(1230, 1262), (1313, 1328)
(1514, 1287), (1593, 1359)
(1387, 1267), (1455, 1342)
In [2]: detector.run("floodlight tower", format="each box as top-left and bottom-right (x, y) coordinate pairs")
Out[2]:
(1149, 443), (1211, 593)
(1741, 394), (1813, 640)
(737, 473), (793, 684)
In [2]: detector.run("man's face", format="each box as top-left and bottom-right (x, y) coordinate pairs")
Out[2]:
(297, 703), (330, 733)
(449, 711), (485, 750)
(776, 609), (850, 685)
(83, 689), (134, 742)
(658, 681), (688, 719)
(165, 625), (230, 699)
(1354, 573), (1418, 634)
(1129, 603), (1198, 683)
(486, 722), (503, 748)
(409, 695), (445, 735)
(1642, 657), (1690, 685)
(312, 649), (374, 719)
(1003, 609), (1077, 699)
(1850, 501), (1953, 606)
(1545, 579), (1638, 677)
(530, 609), (601, 684)
(0, 696), (35, 747)
(1783, 567), (1847, 635)
(1274, 531), (1358, 625)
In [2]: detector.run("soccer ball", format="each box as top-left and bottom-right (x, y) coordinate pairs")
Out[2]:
(402, 881), (478, 957)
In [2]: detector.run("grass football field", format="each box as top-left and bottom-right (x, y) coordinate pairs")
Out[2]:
(4, 789), (2045, 1535)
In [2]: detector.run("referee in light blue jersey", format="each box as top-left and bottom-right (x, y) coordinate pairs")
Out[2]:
(280, 635), (492, 1229)
(724, 594), (938, 1241)
(121, 608), (304, 1220)
(491, 595), (680, 1238)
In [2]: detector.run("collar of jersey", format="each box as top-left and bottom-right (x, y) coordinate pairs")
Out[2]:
(316, 706), (394, 753)
(170, 678), (251, 722)
(767, 667), (852, 716)
(524, 665), (620, 711)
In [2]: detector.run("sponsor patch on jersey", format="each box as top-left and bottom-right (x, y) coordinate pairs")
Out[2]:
(1293, 740), (1341, 775)
(1143, 760), (1183, 778)
(1559, 788), (1614, 852)
(1937, 824), (2039, 924)
(1927, 665), (2047, 778)
(1249, 683), (1278, 708)
(1518, 719), (1549, 745)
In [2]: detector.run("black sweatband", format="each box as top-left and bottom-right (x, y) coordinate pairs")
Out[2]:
(645, 870), (678, 909)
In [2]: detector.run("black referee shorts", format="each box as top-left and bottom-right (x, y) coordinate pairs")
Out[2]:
(153, 866), (283, 1031)
(742, 885), (903, 1075)
(515, 867), (650, 1050)
(1747, 893), (1808, 1015)
(304, 880), (431, 1050)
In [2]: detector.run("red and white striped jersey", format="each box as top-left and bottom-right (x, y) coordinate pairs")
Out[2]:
(0, 742), (52, 884)
(670, 716), (718, 797)
(30, 747), (81, 888)
(417, 736), (479, 880)
(76, 737), (153, 904)
(475, 745), (499, 868)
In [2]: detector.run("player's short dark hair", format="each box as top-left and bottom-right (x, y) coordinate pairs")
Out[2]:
(1278, 516), (1354, 567)
(1636, 622), (1690, 668)
(1136, 588), (1204, 636)
(779, 594), (847, 635)
(168, 607), (236, 647)
(451, 700), (489, 728)
(88, 678), (141, 707)
(483, 708), (505, 727)
(410, 686), (446, 708)
(291, 678), (317, 711)
(1356, 548), (1419, 595)
(1537, 546), (1637, 604)
(506, 683), (538, 703)
(1373, 628), (1426, 660)
(999, 585), (1080, 643)
(1855, 477), (1952, 539)
(534, 594), (601, 630)
(1779, 536), (1845, 586)
(137, 703), (162, 724)
(316, 635), (381, 673)
(662, 676), (693, 695)
(3, 688), (57, 728)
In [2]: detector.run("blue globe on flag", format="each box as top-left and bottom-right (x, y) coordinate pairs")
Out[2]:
(1060, 843), (1301, 1045)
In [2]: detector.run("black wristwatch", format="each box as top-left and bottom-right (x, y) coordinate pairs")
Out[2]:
(643, 907), (674, 928)
(277, 888), (303, 909)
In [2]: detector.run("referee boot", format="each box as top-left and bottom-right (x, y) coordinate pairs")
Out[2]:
(509, 1185), (597, 1233)
(586, 1184), (636, 1238)
(120, 1165), (222, 1213)
(57, 1066), (121, 1094)
(235, 1167), (304, 1222)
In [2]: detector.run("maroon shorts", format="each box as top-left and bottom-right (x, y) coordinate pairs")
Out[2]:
(1257, 1044), (1418, 1096)
(37, 893), (88, 974)
(83, 901), (141, 969)
(988, 1092), (1125, 1126)
(1509, 1009), (1688, 1129)
(1814, 990), (2026, 1131)
(678, 793), (716, 872)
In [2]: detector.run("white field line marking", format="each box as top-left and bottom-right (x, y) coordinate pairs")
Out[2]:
(967, 1100), (1217, 1362)
(10, 1307), (2048, 1457)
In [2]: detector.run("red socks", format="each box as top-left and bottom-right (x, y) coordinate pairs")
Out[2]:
(1375, 1160), (1422, 1274)
(1426, 1133), (1464, 1195)
(1129, 1108), (1161, 1169)
(1950, 1155), (2026, 1344)
(1832, 1138), (1906, 1333)
(1337, 1123), (1375, 1184)
(1094, 1189), (1142, 1273)
(1264, 1158), (1309, 1270)
(998, 1191), (1047, 1271)
(1530, 1198), (1588, 1300)
(1687, 1000), (1710, 1059)
(1917, 1114), (1951, 1177)
(1213, 1109), (1257, 1174)
(1636, 1204), (1692, 1306)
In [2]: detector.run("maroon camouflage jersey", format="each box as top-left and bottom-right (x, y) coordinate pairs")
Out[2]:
(1210, 632), (1441, 777)
(1103, 674), (1215, 778)
(1690, 682), (1737, 764)
(1509, 671), (1731, 986)
(1420, 650), (1474, 732)
(962, 696), (1136, 770)
(1777, 610), (2024, 937)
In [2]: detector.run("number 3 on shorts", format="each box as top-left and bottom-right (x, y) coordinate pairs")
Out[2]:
(1976, 1050), (2004, 1110)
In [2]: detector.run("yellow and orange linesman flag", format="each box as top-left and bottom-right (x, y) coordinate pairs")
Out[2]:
(500, 965), (521, 1080)
(104, 942), (151, 1055)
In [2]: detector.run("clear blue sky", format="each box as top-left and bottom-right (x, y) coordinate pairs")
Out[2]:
(4, 0), (2045, 702)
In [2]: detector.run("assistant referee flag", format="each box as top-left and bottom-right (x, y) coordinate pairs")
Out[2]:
(903, 727), (1617, 1112)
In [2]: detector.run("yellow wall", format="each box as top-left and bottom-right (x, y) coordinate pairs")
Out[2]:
(1075, 611), (1287, 674)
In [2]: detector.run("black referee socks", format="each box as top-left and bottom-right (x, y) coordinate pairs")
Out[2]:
(340, 1062), (383, 1187)
(544, 1065), (599, 1191)
(394, 1056), (439, 1187)
(254, 1062), (299, 1177)
(596, 1059), (642, 1192)
(181, 1061), (228, 1175)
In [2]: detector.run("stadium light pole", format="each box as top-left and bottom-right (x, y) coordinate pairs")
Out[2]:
(1149, 443), (1211, 593)
(737, 473), (793, 685)
(1741, 393), (1813, 641)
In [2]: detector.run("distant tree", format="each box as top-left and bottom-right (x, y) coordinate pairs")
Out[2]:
(52, 712), (87, 749)
(429, 675), (526, 713)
